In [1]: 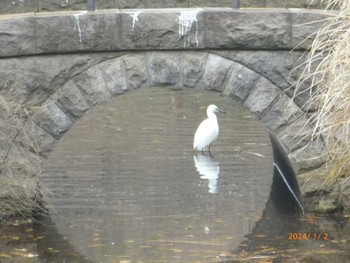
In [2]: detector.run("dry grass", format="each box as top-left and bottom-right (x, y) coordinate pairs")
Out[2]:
(296, 0), (350, 189)
(0, 96), (42, 218)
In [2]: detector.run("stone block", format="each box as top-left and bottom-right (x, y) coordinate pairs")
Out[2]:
(73, 66), (112, 106)
(224, 62), (261, 101)
(0, 14), (35, 57)
(22, 120), (57, 158)
(182, 52), (208, 88)
(32, 99), (73, 139)
(35, 10), (121, 53)
(51, 80), (90, 120)
(212, 50), (309, 92)
(97, 58), (128, 96)
(147, 52), (182, 86)
(290, 9), (331, 50)
(262, 94), (304, 131)
(199, 54), (233, 91)
(122, 54), (149, 90)
(244, 77), (280, 117)
(289, 138), (326, 173)
(0, 54), (108, 107)
(205, 9), (290, 50)
(121, 9), (205, 49)
(0, 0), (36, 14)
(276, 116), (314, 153)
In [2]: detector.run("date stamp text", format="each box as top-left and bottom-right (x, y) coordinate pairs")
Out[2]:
(288, 232), (329, 241)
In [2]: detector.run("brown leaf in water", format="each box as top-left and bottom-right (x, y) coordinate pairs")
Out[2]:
(87, 243), (106, 248)
(47, 248), (60, 253)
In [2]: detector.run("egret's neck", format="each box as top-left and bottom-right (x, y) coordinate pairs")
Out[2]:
(207, 111), (217, 121)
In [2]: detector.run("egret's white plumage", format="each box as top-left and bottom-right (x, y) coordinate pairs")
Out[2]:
(193, 104), (225, 152)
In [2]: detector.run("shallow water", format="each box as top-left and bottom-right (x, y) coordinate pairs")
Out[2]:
(40, 87), (274, 262)
(1, 87), (349, 263)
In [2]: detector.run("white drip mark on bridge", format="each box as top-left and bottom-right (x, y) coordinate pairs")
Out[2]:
(126, 11), (143, 31)
(74, 12), (86, 49)
(178, 9), (202, 48)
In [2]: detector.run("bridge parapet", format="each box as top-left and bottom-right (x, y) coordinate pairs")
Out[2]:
(0, 8), (330, 58)
(0, 0), (326, 14)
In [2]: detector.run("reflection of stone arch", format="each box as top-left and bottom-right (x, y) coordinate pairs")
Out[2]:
(23, 51), (322, 171)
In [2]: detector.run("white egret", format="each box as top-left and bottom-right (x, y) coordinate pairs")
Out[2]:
(193, 104), (225, 152)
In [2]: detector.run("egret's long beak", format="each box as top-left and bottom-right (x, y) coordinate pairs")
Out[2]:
(218, 108), (226, 114)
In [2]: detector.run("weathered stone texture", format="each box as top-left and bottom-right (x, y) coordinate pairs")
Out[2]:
(244, 77), (280, 117)
(73, 66), (112, 107)
(0, 54), (112, 107)
(199, 54), (233, 91)
(182, 52), (208, 88)
(0, 15), (35, 57)
(289, 138), (326, 173)
(291, 9), (331, 50)
(97, 58), (128, 96)
(35, 11), (121, 53)
(212, 50), (312, 110)
(0, 0), (327, 14)
(121, 9), (205, 49)
(262, 94), (304, 131)
(51, 80), (90, 120)
(276, 116), (314, 153)
(0, 9), (333, 58)
(0, 0), (36, 14)
(224, 63), (261, 101)
(23, 120), (57, 157)
(148, 52), (182, 86)
(205, 10), (290, 50)
(298, 165), (340, 213)
(123, 54), (148, 90)
(32, 99), (73, 139)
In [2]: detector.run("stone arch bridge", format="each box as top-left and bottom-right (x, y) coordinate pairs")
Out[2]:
(0, 8), (330, 203)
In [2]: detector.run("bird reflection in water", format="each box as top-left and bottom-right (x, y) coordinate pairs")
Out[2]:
(194, 153), (220, 193)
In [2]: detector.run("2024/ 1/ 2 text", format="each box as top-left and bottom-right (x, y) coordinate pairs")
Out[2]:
(288, 233), (329, 240)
